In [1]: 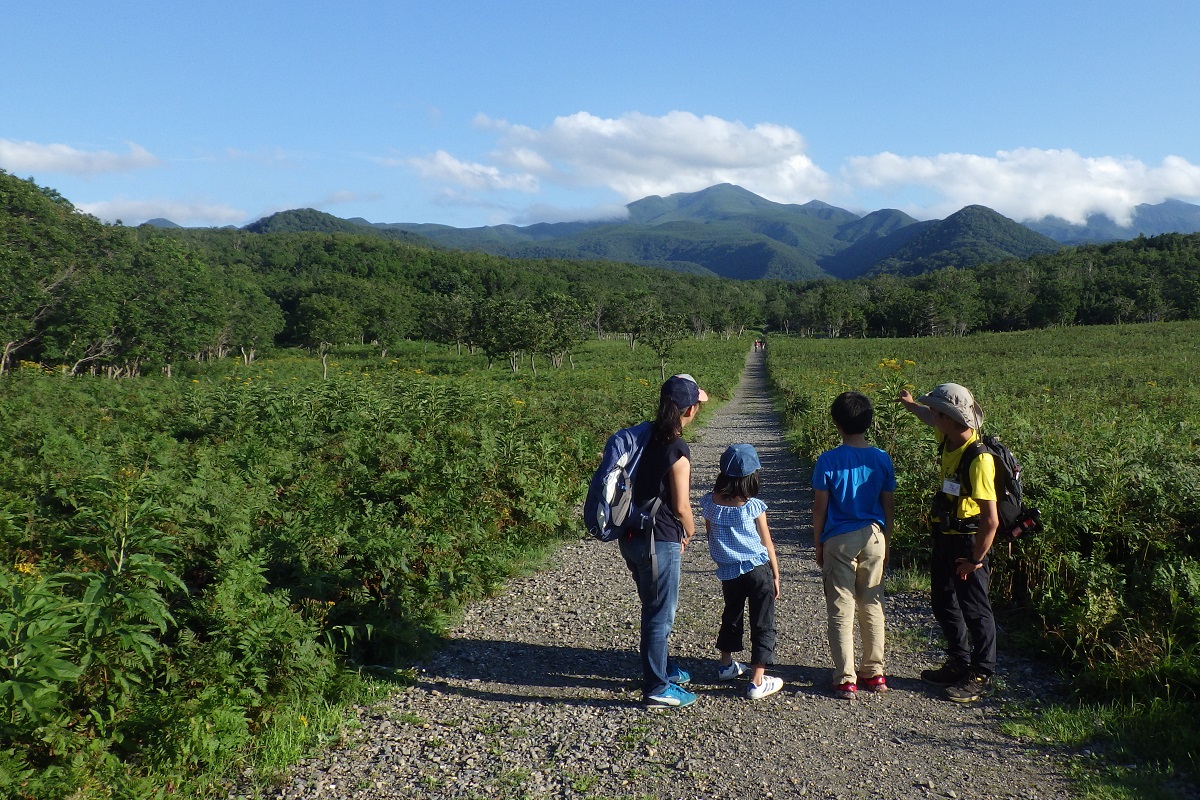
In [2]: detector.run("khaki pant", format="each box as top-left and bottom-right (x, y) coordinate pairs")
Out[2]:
(821, 523), (887, 686)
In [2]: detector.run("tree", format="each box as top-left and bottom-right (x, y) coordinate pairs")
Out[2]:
(1029, 263), (1082, 327)
(226, 281), (284, 364)
(917, 268), (982, 336)
(0, 171), (103, 373)
(420, 293), (474, 355)
(641, 309), (687, 381)
(364, 287), (414, 359)
(976, 260), (1036, 331)
(866, 275), (922, 337)
(295, 293), (360, 378)
(471, 297), (538, 373)
(816, 281), (868, 338)
(111, 236), (226, 376)
(534, 292), (588, 368)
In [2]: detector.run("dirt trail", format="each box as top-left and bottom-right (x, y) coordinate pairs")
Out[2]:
(265, 348), (1074, 800)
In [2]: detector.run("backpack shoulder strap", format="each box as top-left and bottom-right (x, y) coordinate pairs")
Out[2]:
(954, 438), (989, 497)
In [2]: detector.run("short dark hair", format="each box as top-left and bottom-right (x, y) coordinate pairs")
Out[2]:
(715, 471), (760, 501)
(831, 391), (873, 435)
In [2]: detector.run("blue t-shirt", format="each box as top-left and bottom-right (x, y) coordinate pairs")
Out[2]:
(812, 444), (896, 542)
(699, 493), (769, 581)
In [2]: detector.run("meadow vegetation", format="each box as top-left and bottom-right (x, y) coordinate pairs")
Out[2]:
(768, 321), (1200, 796)
(0, 337), (748, 798)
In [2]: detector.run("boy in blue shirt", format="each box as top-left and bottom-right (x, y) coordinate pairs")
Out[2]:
(812, 391), (895, 699)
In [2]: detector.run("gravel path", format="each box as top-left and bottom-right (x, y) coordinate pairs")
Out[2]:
(264, 349), (1076, 800)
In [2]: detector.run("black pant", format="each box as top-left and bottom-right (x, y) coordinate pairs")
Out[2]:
(929, 532), (996, 675)
(716, 563), (776, 665)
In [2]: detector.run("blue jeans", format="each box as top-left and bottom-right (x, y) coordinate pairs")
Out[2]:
(619, 535), (682, 699)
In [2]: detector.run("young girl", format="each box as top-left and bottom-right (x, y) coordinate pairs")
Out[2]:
(699, 443), (783, 700)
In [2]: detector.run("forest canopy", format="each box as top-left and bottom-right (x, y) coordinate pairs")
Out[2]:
(3, 170), (1200, 376)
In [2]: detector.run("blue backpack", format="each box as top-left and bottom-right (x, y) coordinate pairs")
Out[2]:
(583, 422), (663, 541)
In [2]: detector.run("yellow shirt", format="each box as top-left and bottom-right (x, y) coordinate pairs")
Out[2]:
(937, 431), (997, 523)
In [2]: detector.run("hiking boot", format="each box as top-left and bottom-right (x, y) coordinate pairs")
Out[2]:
(747, 675), (783, 700)
(857, 673), (889, 693)
(716, 661), (748, 681)
(944, 670), (994, 703)
(921, 660), (969, 687)
(666, 665), (691, 686)
(832, 681), (857, 700)
(645, 683), (697, 709)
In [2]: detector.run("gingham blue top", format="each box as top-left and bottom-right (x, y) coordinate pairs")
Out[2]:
(699, 493), (769, 581)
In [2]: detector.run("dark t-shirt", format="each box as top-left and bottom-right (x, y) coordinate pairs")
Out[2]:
(631, 435), (690, 542)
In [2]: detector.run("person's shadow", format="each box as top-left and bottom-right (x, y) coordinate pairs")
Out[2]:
(412, 636), (897, 706)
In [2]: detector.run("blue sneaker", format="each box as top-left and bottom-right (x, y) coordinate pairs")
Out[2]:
(666, 665), (691, 686)
(646, 683), (697, 709)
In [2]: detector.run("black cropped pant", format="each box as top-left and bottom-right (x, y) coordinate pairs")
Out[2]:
(716, 562), (777, 666)
(929, 531), (997, 676)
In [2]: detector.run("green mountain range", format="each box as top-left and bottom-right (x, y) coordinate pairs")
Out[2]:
(1024, 198), (1200, 245)
(227, 184), (1200, 281)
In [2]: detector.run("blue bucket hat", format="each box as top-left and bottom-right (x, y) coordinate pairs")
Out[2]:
(720, 443), (761, 478)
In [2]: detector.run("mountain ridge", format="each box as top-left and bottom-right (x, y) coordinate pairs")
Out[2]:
(227, 187), (1200, 281)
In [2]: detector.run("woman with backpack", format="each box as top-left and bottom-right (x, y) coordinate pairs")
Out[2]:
(621, 373), (708, 709)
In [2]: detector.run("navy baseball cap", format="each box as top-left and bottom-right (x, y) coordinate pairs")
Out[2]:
(720, 443), (761, 477)
(661, 373), (709, 409)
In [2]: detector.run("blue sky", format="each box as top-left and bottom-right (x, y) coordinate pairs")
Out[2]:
(4, 1), (1199, 229)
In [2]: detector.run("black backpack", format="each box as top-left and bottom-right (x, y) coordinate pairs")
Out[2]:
(945, 434), (1041, 541)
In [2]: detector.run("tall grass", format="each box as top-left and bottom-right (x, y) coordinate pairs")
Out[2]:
(767, 321), (1200, 797)
(0, 335), (750, 798)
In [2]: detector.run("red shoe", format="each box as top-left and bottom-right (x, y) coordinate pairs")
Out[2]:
(833, 681), (857, 700)
(857, 673), (889, 693)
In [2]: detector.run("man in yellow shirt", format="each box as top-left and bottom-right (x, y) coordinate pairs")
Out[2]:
(898, 383), (998, 702)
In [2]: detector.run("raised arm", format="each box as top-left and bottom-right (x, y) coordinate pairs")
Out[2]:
(897, 389), (935, 427)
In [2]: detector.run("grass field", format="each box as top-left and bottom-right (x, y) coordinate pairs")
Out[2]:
(767, 321), (1200, 798)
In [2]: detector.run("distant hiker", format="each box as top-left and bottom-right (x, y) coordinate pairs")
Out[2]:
(621, 374), (708, 709)
(812, 392), (895, 700)
(898, 383), (998, 703)
(699, 443), (783, 700)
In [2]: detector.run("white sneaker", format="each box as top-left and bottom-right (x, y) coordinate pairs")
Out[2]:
(716, 660), (748, 681)
(746, 675), (783, 700)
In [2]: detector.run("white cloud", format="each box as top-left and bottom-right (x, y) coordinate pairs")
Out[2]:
(481, 111), (832, 202)
(401, 112), (1200, 226)
(0, 139), (160, 175)
(77, 198), (245, 227)
(408, 150), (538, 192)
(844, 148), (1200, 225)
(511, 202), (629, 226)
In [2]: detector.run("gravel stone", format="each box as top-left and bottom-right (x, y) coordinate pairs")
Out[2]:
(254, 349), (1078, 799)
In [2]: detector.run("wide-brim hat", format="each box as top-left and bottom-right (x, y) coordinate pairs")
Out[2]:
(918, 383), (983, 430)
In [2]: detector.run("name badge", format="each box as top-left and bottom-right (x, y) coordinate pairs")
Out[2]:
(942, 478), (962, 496)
